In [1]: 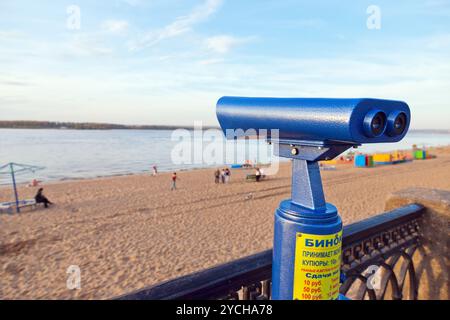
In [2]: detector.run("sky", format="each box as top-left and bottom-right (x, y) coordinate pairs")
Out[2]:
(0, 0), (449, 129)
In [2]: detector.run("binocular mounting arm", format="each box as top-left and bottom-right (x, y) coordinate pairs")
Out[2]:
(273, 142), (354, 212)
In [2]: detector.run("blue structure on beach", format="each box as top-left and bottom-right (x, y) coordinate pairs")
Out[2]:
(0, 162), (45, 213)
(355, 154), (368, 167)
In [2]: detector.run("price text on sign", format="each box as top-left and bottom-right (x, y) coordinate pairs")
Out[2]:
(293, 231), (342, 300)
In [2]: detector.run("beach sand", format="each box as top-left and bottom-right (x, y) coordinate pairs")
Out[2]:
(1, 146), (450, 299)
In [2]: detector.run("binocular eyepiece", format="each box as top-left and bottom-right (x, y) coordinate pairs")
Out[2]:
(364, 109), (408, 138)
(216, 97), (411, 145)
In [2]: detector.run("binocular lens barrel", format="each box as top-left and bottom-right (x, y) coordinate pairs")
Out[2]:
(364, 110), (387, 137)
(387, 111), (407, 137)
(216, 97), (410, 144)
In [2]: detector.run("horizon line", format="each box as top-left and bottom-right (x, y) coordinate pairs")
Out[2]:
(0, 120), (449, 133)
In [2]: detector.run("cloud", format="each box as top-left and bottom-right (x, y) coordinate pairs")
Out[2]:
(0, 80), (31, 86)
(3, 50), (450, 128)
(65, 34), (113, 57)
(101, 20), (129, 34)
(0, 30), (25, 41)
(205, 35), (253, 54)
(198, 58), (224, 65)
(426, 33), (450, 50)
(418, 0), (450, 16)
(129, 0), (223, 50)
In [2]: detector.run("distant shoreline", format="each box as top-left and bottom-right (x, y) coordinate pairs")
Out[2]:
(0, 121), (219, 131)
(1, 145), (448, 188)
(408, 129), (450, 134)
(0, 121), (448, 134)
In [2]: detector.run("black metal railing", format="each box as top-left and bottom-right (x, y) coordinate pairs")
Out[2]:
(118, 204), (425, 300)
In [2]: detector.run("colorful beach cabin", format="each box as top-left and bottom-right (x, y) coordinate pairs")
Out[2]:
(373, 153), (393, 165)
(414, 150), (427, 160)
(373, 152), (409, 165)
(354, 154), (374, 168)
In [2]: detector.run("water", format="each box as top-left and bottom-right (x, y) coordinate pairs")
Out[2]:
(356, 132), (450, 154)
(1, 129), (449, 185)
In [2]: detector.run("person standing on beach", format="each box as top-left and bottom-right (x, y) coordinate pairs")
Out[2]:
(28, 179), (41, 187)
(259, 168), (264, 179)
(221, 169), (226, 184)
(225, 168), (231, 183)
(255, 168), (261, 182)
(152, 165), (158, 176)
(171, 172), (178, 190)
(214, 169), (220, 184)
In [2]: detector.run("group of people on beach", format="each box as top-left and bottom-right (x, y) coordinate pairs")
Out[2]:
(150, 165), (179, 191)
(150, 164), (265, 191)
(150, 164), (179, 191)
(214, 168), (231, 184)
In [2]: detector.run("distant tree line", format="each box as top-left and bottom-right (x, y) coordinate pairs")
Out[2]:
(0, 121), (219, 130)
(0, 121), (447, 133)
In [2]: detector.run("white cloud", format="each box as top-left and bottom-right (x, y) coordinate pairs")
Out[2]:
(205, 35), (253, 54)
(101, 20), (129, 34)
(198, 58), (224, 65)
(129, 0), (223, 50)
(3, 51), (450, 128)
(65, 34), (113, 57)
(426, 33), (450, 50)
(0, 30), (25, 41)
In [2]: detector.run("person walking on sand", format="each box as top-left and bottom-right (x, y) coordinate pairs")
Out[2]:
(34, 188), (53, 208)
(214, 169), (220, 184)
(171, 172), (178, 190)
(255, 167), (262, 182)
(221, 169), (226, 184)
(152, 165), (158, 176)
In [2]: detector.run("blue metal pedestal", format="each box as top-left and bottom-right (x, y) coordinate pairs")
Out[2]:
(271, 146), (350, 300)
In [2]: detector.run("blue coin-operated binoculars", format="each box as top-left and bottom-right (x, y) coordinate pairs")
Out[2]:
(216, 97), (410, 300)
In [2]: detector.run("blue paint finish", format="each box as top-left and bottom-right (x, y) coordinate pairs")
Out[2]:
(276, 143), (351, 162)
(10, 163), (20, 214)
(216, 97), (410, 144)
(272, 200), (342, 300)
(291, 160), (325, 211)
(362, 109), (386, 137)
(355, 154), (368, 167)
(215, 96), (411, 300)
(272, 157), (343, 299)
(386, 110), (408, 137)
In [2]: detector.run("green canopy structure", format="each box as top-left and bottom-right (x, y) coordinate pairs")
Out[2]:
(0, 162), (45, 213)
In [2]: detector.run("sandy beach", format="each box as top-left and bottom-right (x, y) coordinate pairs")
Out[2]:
(1, 146), (450, 299)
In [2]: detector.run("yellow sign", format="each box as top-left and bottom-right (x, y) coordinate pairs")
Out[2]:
(293, 231), (342, 300)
